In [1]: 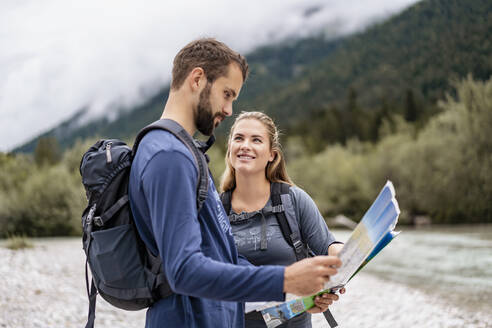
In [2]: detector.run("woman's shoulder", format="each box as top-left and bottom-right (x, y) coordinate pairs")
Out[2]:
(286, 184), (319, 215)
(287, 185), (312, 201)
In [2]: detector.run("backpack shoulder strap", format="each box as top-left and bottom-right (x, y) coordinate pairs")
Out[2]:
(273, 185), (340, 328)
(270, 182), (308, 261)
(220, 189), (232, 216)
(132, 119), (209, 211)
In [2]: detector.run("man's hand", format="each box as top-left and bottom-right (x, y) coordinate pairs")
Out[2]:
(328, 242), (344, 256)
(283, 256), (341, 296)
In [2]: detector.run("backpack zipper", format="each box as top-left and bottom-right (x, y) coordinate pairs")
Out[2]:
(105, 142), (113, 163)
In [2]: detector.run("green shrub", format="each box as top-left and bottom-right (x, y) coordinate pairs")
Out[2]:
(0, 164), (85, 237)
(5, 234), (33, 250)
(288, 141), (373, 220)
(411, 76), (492, 222)
(207, 146), (226, 189)
(368, 76), (492, 223)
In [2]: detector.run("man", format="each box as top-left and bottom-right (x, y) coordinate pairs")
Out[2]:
(129, 38), (342, 328)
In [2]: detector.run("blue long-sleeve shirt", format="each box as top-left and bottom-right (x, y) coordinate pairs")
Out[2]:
(129, 129), (285, 328)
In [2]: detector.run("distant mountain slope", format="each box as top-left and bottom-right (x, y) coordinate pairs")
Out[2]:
(15, 36), (341, 153)
(15, 0), (492, 153)
(246, 0), (492, 126)
(15, 89), (169, 153)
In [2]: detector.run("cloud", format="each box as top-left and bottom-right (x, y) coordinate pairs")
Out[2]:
(0, 0), (419, 151)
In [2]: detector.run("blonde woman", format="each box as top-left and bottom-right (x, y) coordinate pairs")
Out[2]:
(220, 111), (344, 328)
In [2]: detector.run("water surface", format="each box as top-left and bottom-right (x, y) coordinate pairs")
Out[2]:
(332, 224), (492, 314)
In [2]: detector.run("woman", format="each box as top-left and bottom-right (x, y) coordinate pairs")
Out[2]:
(220, 111), (344, 328)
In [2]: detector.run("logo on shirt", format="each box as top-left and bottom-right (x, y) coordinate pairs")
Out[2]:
(210, 177), (233, 236)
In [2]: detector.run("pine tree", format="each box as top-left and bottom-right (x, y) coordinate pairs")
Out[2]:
(404, 89), (418, 122)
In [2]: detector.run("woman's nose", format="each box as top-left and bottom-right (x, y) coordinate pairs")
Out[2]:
(239, 140), (251, 150)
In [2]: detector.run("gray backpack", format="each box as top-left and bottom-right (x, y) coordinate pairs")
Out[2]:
(80, 119), (212, 328)
(220, 182), (338, 328)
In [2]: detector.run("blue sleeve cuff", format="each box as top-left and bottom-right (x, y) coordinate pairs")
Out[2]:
(270, 265), (286, 301)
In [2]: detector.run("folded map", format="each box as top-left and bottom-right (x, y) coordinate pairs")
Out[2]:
(260, 180), (401, 328)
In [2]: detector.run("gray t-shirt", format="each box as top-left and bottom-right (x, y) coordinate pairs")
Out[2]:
(229, 186), (337, 266)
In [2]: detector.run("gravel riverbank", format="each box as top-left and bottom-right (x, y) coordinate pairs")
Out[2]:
(1, 238), (490, 328)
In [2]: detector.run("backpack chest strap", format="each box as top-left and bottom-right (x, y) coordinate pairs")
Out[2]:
(92, 195), (129, 227)
(227, 204), (284, 223)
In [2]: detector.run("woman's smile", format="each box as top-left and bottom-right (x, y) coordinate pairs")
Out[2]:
(237, 153), (256, 161)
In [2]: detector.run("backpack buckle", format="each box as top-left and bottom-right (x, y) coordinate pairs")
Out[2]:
(85, 204), (97, 225)
(93, 216), (104, 227)
(292, 240), (303, 253)
(271, 205), (284, 213)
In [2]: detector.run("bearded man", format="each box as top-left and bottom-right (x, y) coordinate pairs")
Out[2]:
(128, 38), (342, 328)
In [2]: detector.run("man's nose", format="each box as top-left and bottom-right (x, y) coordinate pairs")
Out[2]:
(224, 102), (233, 117)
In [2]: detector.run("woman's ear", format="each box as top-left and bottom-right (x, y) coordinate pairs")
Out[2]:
(269, 150), (276, 162)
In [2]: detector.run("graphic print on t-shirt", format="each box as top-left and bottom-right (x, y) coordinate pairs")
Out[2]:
(233, 226), (275, 251)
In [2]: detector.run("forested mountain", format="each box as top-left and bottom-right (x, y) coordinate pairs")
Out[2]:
(15, 0), (492, 153)
(254, 0), (492, 125)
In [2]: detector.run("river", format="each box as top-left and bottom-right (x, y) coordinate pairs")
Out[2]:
(336, 225), (492, 315)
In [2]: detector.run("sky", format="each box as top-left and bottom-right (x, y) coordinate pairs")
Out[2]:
(0, 0), (420, 152)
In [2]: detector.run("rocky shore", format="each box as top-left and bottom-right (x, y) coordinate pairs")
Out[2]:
(1, 238), (490, 328)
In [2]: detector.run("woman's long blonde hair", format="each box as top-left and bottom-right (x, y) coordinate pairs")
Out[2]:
(220, 111), (293, 192)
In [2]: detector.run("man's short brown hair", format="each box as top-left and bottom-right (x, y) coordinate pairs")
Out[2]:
(171, 38), (249, 90)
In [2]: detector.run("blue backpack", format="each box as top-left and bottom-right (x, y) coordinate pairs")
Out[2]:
(80, 119), (212, 328)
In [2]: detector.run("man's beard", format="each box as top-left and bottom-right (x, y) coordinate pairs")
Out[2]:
(195, 82), (223, 136)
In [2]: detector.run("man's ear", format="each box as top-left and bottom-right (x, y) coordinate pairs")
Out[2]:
(188, 67), (206, 92)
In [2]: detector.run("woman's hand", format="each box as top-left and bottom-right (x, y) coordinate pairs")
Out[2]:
(306, 288), (346, 313)
(306, 293), (338, 313)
